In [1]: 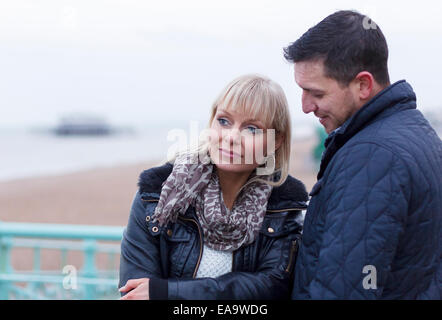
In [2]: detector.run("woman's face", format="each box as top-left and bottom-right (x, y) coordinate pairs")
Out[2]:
(208, 107), (278, 174)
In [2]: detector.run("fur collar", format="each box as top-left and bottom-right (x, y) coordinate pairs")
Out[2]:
(138, 162), (308, 210)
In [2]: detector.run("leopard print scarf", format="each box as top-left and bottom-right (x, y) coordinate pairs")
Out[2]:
(152, 152), (273, 251)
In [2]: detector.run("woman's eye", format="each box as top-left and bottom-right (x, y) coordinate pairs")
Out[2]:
(245, 126), (258, 135)
(217, 118), (229, 126)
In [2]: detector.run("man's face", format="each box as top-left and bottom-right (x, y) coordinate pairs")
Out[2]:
(294, 60), (360, 134)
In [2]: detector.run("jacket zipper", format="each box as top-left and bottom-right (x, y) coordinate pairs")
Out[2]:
(142, 197), (203, 279)
(285, 239), (298, 273)
(178, 216), (203, 279)
(232, 250), (236, 271)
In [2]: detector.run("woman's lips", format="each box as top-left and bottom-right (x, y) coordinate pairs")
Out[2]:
(219, 148), (241, 158)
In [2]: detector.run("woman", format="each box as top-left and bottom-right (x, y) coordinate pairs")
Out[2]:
(119, 74), (308, 300)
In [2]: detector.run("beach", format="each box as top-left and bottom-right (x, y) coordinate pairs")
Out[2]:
(0, 160), (161, 226)
(0, 137), (317, 226)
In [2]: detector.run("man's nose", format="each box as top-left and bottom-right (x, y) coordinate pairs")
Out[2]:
(302, 92), (317, 114)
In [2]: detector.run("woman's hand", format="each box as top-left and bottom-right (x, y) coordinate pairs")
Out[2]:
(119, 278), (150, 300)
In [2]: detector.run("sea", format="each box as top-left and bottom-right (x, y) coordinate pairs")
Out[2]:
(0, 125), (175, 182)
(7, 119), (439, 183)
(0, 121), (318, 182)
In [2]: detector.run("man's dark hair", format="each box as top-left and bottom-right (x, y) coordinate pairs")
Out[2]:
(284, 10), (390, 86)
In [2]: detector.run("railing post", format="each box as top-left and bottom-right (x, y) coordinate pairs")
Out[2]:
(28, 247), (42, 298)
(83, 239), (97, 300)
(60, 248), (68, 300)
(0, 235), (13, 299)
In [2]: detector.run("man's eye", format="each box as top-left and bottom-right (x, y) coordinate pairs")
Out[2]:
(313, 94), (324, 99)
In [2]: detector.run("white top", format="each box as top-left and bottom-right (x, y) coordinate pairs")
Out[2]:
(195, 244), (233, 278)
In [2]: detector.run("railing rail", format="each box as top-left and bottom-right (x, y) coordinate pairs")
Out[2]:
(0, 222), (124, 240)
(0, 221), (124, 300)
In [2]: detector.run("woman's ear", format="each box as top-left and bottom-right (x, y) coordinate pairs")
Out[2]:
(275, 133), (284, 151)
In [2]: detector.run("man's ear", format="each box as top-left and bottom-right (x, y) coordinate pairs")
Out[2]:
(354, 71), (375, 101)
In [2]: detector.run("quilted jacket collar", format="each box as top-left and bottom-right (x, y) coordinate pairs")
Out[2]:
(318, 80), (417, 180)
(138, 162), (308, 211)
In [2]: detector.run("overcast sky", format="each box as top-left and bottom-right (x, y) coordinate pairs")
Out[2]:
(1, 0), (441, 128)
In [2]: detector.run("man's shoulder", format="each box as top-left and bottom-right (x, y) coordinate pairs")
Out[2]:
(325, 109), (441, 187)
(348, 107), (441, 158)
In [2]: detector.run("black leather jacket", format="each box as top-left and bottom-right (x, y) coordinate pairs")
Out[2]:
(119, 163), (308, 299)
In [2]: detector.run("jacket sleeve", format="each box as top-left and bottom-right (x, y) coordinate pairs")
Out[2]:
(167, 214), (302, 300)
(307, 142), (411, 299)
(119, 191), (162, 292)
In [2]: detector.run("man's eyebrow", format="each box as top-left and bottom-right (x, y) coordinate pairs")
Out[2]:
(301, 87), (324, 93)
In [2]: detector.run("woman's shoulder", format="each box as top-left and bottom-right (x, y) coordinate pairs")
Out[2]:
(138, 162), (173, 194)
(267, 174), (309, 210)
(137, 163), (309, 207)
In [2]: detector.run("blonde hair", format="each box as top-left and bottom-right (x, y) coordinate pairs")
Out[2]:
(209, 74), (291, 187)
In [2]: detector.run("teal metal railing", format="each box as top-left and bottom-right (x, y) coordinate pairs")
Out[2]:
(0, 221), (124, 300)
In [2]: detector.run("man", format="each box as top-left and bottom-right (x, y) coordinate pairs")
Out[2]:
(284, 10), (441, 299)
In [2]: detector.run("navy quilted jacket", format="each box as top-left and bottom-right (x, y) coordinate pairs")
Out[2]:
(292, 80), (442, 299)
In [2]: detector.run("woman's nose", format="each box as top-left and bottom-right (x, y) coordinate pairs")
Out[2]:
(223, 128), (241, 145)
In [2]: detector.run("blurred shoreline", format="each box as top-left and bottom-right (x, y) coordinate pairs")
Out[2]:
(0, 160), (162, 226)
